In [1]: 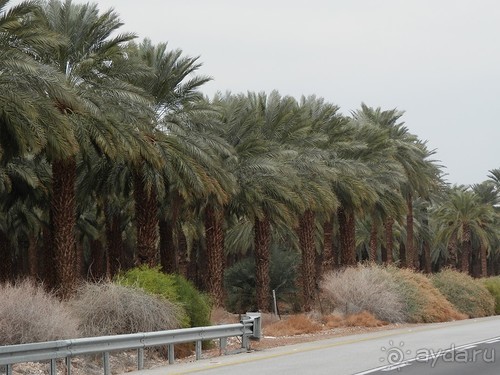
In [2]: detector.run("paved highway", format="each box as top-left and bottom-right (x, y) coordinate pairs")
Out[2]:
(127, 316), (500, 375)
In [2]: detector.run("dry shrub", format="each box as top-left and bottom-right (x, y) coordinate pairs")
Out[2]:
(0, 279), (78, 345)
(389, 267), (466, 323)
(322, 313), (344, 328)
(210, 307), (240, 324)
(264, 314), (322, 336)
(432, 269), (495, 318)
(69, 282), (183, 336)
(320, 264), (405, 323)
(344, 311), (388, 327)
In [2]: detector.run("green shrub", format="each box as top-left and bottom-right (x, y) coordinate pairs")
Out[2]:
(0, 279), (78, 344)
(171, 274), (212, 327)
(116, 265), (179, 301)
(483, 277), (500, 314)
(69, 282), (183, 336)
(224, 247), (299, 313)
(388, 267), (465, 323)
(432, 269), (495, 318)
(116, 266), (211, 327)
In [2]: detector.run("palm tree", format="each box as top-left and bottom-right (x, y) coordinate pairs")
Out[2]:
(434, 187), (495, 274)
(354, 104), (442, 269)
(216, 92), (302, 310)
(471, 181), (500, 276)
(127, 39), (227, 268)
(36, 0), (154, 297)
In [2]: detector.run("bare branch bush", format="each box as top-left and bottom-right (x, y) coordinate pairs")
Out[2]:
(320, 264), (405, 323)
(0, 279), (78, 345)
(69, 282), (184, 337)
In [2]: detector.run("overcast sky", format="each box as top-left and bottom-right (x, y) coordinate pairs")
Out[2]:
(23, 0), (500, 185)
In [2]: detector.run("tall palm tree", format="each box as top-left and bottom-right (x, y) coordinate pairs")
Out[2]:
(216, 92), (302, 310)
(472, 181), (500, 276)
(434, 187), (495, 274)
(127, 39), (231, 269)
(36, 0), (153, 297)
(354, 104), (442, 269)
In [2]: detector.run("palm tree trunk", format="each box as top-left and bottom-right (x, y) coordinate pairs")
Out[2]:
(321, 218), (334, 274)
(159, 219), (176, 273)
(177, 227), (189, 278)
(254, 215), (271, 311)
(422, 240), (432, 273)
(159, 193), (182, 274)
(461, 225), (472, 274)
(0, 229), (12, 282)
(447, 235), (458, 269)
(384, 217), (394, 264)
(399, 241), (406, 267)
(338, 207), (356, 266)
(406, 194), (416, 269)
(27, 235), (38, 279)
(480, 244), (488, 278)
(204, 204), (225, 306)
(133, 171), (159, 267)
(298, 209), (316, 312)
(105, 212), (124, 278)
(88, 238), (106, 280)
(51, 157), (78, 298)
(369, 222), (377, 262)
(461, 243), (471, 274)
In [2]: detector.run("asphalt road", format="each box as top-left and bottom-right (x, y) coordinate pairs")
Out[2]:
(127, 316), (500, 375)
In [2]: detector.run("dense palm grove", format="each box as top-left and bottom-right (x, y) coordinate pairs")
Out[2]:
(1, 0), (499, 311)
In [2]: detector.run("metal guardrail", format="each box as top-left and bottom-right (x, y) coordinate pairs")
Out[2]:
(0, 312), (261, 375)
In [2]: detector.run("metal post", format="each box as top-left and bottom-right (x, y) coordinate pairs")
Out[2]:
(137, 348), (144, 370)
(272, 289), (278, 316)
(220, 337), (227, 355)
(103, 352), (110, 375)
(5, 364), (12, 375)
(168, 344), (175, 365)
(65, 357), (71, 375)
(195, 340), (202, 360)
(50, 359), (56, 375)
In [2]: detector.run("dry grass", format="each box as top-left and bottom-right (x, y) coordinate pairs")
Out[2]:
(322, 311), (387, 328)
(320, 264), (405, 323)
(0, 279), (78, 345)
(263, 314), (323, 336)
(68, 282), (184, 336)
(344, 311), (388, 327)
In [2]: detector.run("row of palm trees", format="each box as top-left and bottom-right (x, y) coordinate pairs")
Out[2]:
(1, 0), (499, 310)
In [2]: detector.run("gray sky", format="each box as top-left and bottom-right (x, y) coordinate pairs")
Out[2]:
(25, 1), (500, 185)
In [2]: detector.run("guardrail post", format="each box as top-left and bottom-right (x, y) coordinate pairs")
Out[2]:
(137, 348), (144, 370)
(220, 337), (227, 355)
(168, 344), (175, 365)
(50, 359), (56, 375)
(195, 340), (202, 360)
(65, 357), (71, 375)
(5, 364), (12, 375)
(103, 352), (110, 375)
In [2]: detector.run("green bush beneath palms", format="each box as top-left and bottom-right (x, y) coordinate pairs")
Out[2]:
(482, 277), (500, 314)
(116, 266), (211, 327)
